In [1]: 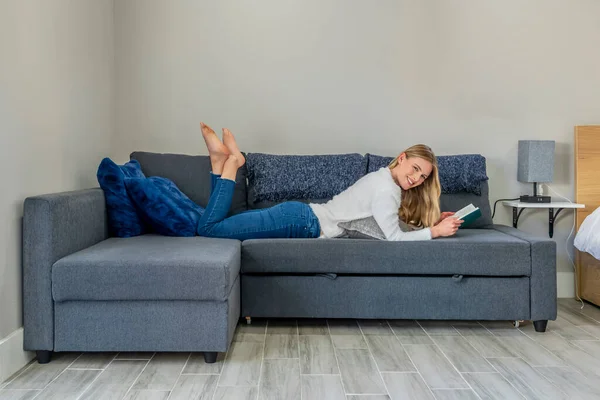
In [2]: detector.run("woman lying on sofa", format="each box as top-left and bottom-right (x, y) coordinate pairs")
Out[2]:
(192, 122), (462, 241)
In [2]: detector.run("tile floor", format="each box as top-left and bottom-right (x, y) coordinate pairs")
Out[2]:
(2, 298), (600, 400)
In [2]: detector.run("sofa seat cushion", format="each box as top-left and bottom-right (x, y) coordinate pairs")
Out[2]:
(52, 235), (240, 302)
(241, 228), (531, 277)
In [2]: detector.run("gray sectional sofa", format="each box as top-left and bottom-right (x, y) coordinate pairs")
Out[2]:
(22, 151), (557, 364)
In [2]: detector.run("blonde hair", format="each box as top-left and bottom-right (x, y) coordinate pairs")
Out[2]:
(387, 144), (441, 228)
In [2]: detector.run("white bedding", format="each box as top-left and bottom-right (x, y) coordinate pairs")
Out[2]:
(574, 206), (600, 260)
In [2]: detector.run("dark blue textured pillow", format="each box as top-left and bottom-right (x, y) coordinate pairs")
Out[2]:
(366, 153), (488, 195)
(124, 176), (203, 237)
(246, 153), (368, 202)
(97, 157), (147, 237)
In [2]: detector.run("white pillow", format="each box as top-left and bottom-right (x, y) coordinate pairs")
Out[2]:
(574, 206), (600, 260)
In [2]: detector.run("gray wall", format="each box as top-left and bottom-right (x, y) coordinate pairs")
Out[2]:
(0, 0), (114, 339)
(114, 0), (600, 297)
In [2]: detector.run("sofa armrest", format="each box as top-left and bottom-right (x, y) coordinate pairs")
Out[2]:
(23, 188), (108, 351)
(490, 224), (557, 321)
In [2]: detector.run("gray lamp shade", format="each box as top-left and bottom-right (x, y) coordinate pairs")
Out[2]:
(517, 140), (555, 183)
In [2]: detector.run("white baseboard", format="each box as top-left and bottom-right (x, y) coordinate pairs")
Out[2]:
(0, 328), (35, 385)
(557, 271), (575, 298)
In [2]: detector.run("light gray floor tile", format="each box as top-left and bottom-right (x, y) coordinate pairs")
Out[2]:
(299, 335), (339, 375)
(213, 386), (258, 400)
(403, 345), (468, 389)
(131, 353), (189, 391)
(234, 319), (267, 343)
(460, 333), (519, 358)
(358, 320), (393, 336)
(480, 321), (526, 337)
(5, 353), (80, 390)
(572, 340), (600, 357)
(546, 342), (600, 379)
(495, 336), (564, 367)
(518, 330), (576, 353)
(430, 389), (480, 400)
(487, 357), (569, 400)
(298, 319), (329, 335)
(381, 372), (435, 400)
(237, 320), (267, 334)
(115, 353), (155, 360)
(336, 349), (386, 395)
(168, 374), (217, 400)
(70, 353), (117, 369)
(463, 373), (526, 400)
(558, 298), (600, 322)
(182, 352), (224, 374)
(301, 375), (345, 400)
(264, 334), (298, 359)
(259, 359), (300, 400)
(331, 335), (368, 349)
(0, 390), (40, 400)
(364, 336), (416, 372)
(579, 324), (600, 338)
(453, 322), (492, 336)
(123, 390), (170, 400)
(234, 333), (267, 343)
(388, 320), (433, 345)
(328, 319), (362, 335)
(558, 303), (599, 326)
(266, 319), (297, 335)
(346, 396), (390, 400)
(35, 369), (99, 400)
(551, 316), (598, 340)
(431, 336), (495, 372)
(219, 341), (263, 386)
(418, 321), (460, 336)
(79, 360), (147, 400)
(536, 366), (600, 400)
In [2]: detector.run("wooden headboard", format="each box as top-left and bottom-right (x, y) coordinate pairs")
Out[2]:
(574, 125), (600, 304)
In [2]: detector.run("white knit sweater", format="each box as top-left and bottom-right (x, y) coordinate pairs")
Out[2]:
(309, 167), (433, 241)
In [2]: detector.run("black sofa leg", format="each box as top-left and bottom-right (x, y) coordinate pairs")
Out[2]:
(204, 352), (218, 364)
(36, 350), (52, 364)
(533, 320), (548, 332)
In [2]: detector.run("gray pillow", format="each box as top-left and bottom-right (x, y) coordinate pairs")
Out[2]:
(338, 216), (417, 240)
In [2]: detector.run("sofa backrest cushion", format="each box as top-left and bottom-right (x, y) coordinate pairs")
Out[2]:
(367, 153), (493, 228)
(246, 153), (368, 205)
(130, 151), (248, 216)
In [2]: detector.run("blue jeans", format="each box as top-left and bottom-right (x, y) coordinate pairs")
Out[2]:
(196, 172), (321, 240)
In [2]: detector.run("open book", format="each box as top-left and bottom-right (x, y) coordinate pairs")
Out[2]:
(453, 203), (482, 228)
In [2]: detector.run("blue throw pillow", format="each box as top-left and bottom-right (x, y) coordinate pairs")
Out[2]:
(366, 153), (489, 195)
(246, 153), (368, 202)
(125, 176), (203, 237)
(97, 157), (147, 237)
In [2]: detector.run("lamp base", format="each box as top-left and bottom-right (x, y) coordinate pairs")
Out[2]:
(520, 195), (551, 203)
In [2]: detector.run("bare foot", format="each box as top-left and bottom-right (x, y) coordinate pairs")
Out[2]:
(221, 154), (242, 181)
(200, 122), (229, 173)
(222, 128), (245, 168)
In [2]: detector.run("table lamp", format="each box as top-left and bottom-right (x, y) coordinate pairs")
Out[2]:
(517, 140), (555, 203)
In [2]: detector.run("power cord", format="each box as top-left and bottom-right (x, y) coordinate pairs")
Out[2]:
(491, 198), (519, 219)
(545, 184), (585, 309)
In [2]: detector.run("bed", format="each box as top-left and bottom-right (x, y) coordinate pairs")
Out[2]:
(574, 125), (600, 307)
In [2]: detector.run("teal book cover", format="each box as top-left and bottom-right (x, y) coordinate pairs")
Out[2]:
(453, 204), (482, 229)
(458, 208), (482, 228)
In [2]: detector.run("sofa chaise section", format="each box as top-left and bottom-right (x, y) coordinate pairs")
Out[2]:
(23, 188), (240, 364)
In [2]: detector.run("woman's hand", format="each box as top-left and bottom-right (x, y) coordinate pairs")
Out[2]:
(435, 211), (455, 226)
(431, 217), (463, 238)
